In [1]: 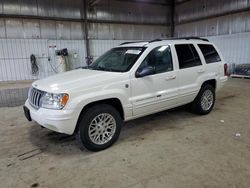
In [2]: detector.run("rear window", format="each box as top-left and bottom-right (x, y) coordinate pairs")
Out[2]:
(198, 44), (221, 64)
(175, 44), (202, 69)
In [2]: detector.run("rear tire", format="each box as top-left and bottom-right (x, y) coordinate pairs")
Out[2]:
(191, 84), (215, 115)
(75, 104), (122, 151)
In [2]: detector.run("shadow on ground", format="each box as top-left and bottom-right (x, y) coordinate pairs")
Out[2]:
(27, 106), (195, 156)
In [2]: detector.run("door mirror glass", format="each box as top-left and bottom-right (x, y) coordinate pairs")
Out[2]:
(135, 66), (155, 78)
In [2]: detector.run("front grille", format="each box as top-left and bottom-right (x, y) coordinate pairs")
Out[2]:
(29, 88), (44, 109)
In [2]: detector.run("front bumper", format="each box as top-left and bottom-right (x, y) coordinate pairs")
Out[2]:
(24, 100), (78, 135)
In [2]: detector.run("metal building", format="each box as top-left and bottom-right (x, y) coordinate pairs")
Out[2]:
(1, 1), (250, 187)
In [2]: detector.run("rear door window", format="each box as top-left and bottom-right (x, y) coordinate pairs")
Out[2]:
(198, 44), (221, 64)
(175, 44), (202, 69)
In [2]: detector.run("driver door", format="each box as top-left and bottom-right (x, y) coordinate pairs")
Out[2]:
(131, 45), (178, 117)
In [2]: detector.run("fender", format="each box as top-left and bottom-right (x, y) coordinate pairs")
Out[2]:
(66, 89), (133, 120)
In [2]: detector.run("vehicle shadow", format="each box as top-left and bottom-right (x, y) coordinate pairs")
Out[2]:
(119, 106), (196, 142)
(28, 105), (196, 156)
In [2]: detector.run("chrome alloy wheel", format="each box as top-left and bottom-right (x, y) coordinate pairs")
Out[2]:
(88, 113), (116, 145)
(200, 89), (214, 111)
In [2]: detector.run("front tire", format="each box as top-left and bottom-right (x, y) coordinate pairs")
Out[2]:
(75, 104), (122, 151)
(191, 84), (215, 115)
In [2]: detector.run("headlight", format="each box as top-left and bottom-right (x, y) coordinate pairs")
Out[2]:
(41, 92), (69, 110)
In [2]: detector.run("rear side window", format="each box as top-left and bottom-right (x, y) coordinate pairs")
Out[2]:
(175, 44), (202, 69)
(198, 44), (221, 64)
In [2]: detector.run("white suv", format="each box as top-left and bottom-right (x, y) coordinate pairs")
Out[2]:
(23, 37), (228, 151)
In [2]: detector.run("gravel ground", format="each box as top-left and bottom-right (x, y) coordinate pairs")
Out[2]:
(0, 78), (250, 188)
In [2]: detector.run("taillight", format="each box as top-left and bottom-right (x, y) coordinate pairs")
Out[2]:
(224, 63), (228, 76)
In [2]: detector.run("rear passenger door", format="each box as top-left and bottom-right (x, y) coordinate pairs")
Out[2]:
(174, 44), (205, 105)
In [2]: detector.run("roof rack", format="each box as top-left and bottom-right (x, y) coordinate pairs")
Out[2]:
(149, 37), (209, 43)
(119, 41), (148, 45)
(149, 39), (162, 43)
(173, 36), (209, 42)
(119, 37), (209, 46)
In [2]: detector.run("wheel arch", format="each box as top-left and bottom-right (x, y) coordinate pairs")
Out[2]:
(193, 79), (217, 100)
(201, 79), (216, 90)
(74, 98), (124, 133)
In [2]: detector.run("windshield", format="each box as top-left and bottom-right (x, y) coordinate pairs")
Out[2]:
(88, 47), (145, 72)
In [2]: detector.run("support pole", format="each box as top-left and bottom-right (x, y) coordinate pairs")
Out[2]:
(83, 0), (90, 62)
(170, 0), (175, 37)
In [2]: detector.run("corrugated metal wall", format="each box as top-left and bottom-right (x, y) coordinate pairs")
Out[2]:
(0, 0), (170, 81)
(0, 39), (86, 81)
(175, 11), (250, 37)
(175, 0), (250, 25)
(1, 0), (169, 24)
(207, 32), (250, 65)
(174, 0), (250, 65)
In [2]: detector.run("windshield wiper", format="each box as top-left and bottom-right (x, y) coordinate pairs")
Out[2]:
(91, 66), (122, 72)
(80, 66), (96, 70)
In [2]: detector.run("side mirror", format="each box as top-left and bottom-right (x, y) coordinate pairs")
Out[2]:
(135, 66), (155, 78)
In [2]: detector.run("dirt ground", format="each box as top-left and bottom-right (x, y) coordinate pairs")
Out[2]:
(0, 78), (250, 188)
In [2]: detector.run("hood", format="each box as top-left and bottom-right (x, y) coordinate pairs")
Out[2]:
(32, 69), (124, 93)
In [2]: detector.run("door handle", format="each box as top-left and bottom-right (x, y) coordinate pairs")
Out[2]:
(165, 75), (176, 81)
(197, 69), (205, 73)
